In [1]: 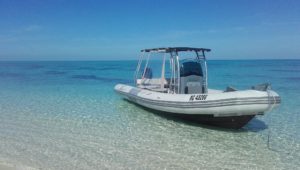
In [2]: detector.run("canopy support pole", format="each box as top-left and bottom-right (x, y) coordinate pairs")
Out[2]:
(134, 51), (145, 85)
(142, 52), (151, 78)
(176, 52), (180, 94)
(160, 54), (166, 90)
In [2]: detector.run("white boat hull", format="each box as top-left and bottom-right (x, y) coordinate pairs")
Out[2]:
(114, 84), (280, 128)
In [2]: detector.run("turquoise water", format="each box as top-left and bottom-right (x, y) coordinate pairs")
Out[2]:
(0, 60), (299, 169)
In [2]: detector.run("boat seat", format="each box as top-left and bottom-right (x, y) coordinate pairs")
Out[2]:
(185, 82), (202, 94)
(180, 61), (204, 94)
(225, 86), (237, 92)
(137, 78), (168, 92)
(137, 78), (168, 86)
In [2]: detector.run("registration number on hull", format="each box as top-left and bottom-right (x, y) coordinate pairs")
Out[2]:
(189, 94), (208, 101)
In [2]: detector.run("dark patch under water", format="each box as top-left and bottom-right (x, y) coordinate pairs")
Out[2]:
(246, 74), (274, 79)
(223, 73), (274, 79)
(285, 77), (300, 82)
(76, 66), (135, 71)
(44, 71), (67, 75)
(0, 72), (25, 78)
(24, 64), (44, 70)
(77, 67), (110, 71)
(71, 74), (130, 83)
(270, 69), (300, 72)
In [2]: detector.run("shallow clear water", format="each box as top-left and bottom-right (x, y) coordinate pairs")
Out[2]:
(0, 60), (299, 169)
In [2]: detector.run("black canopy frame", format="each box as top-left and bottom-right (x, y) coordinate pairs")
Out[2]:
(141, 47), (211, 60)
(141, 47), (211, 53)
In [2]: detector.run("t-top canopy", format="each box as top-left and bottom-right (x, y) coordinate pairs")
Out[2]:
(141, 47), (211, 53)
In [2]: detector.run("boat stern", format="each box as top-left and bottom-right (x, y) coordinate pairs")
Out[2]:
(268, 90), (281, 110)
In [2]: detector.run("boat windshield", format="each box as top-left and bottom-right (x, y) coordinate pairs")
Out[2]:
(180, 61), (203, 77)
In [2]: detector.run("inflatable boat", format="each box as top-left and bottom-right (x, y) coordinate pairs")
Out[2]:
(114, 47), (281, 129)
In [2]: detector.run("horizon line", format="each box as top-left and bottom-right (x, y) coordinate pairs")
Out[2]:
(0, 58), (299, 62)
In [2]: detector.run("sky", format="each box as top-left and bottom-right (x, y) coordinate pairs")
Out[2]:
(0, 0), (300, 60)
